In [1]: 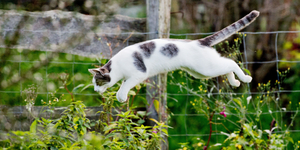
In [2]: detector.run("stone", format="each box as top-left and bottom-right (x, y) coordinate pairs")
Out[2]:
(0, 10), (146, 58)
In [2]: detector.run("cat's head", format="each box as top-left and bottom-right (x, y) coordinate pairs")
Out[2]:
(88, 67), (111, 93)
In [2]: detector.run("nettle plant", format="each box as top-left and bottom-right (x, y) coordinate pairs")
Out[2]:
(172, 34), (298, 150)
(1, 74), (168, 150)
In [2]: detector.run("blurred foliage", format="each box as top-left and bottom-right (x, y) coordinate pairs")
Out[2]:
(280, 24), (300, 68)
(167, 36), (299, 150)
(1, 22), (299, 150)
(0, 48), (98, 106)
(1, 99), (168, 149)
(1, 0), (300, 149)
(0, 48), (150, 108)
(280, 24), (300, 106)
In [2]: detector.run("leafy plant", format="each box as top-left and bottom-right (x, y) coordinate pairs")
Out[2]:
(170, 34), (297, 149)
(1, 75), (168, 150)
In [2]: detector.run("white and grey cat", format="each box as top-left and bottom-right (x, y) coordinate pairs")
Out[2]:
(89, 10), (260, 103)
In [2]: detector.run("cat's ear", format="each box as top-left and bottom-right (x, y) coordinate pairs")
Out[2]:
(89, 68), (109, 76)
(99, 68), (109, 74)
(88, 69), (102, 76)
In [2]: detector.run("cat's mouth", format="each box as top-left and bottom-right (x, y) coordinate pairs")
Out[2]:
(94, 85), (108, 94)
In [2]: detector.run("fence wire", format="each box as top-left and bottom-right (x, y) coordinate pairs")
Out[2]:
(1, 30), (300, 147)
(166, 31), (300, 147)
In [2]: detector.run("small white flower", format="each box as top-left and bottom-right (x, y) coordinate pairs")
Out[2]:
(282, 108), (286, 111)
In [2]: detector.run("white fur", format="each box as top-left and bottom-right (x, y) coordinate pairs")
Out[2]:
(92, 39), (252, 102)
(90, 10), (260, 102)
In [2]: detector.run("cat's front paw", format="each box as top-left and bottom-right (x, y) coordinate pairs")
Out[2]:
(116, 91), (128, 103)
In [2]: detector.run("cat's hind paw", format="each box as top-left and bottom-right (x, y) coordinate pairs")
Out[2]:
(231, 80), (240, 87)
(243, 75), (252, 83)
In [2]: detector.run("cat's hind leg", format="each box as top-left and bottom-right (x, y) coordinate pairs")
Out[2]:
(194, 58), (252, 86)
(226, 72), (240, 87)
(117, 77), (145, 102)
(230, 62), (252, 84)
(224, 60), (252, 86)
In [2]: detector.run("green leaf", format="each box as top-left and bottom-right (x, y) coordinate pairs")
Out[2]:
(153, 100), (159, 113)
(233, 98), (242, 107)
(137, 119), (145, 124)
(73, 84), (85, 92)
(243, 68), (251, 76)
(123, 137), (129, 146)
(126, 125), (131, 132)
(102, 139), (112, 146)
(128, 90), (136, 96)
(162, 129), (168, 135)
(80, 84), (94, 92)
(104, 123), (117, 134)
(149, 118), (159, 125)
(245, 146), (253, 150)
(285, 136), (294, 144)
(30, 119), (37, 134)
(101, 59), (107, 65)
(135, 84), (142, 90)
(124, 111), (131, 116)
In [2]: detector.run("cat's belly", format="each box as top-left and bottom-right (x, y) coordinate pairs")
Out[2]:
(147, 64), (179, 77)
(181, 67), (211, 79)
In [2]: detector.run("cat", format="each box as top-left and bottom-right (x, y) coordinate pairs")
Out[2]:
(89, 10), (260, 103)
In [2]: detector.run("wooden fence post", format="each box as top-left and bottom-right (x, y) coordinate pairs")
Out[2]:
(146, 0), (159, 127)
(146, 0), (171, 149)
(158, 1), (171, 150)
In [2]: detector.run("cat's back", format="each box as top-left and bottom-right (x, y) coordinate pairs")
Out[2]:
(111, 38), (220, 76)
(114, 38), (220, 61)
(114, 39), (192, 57)
(114, 38), (220, 62)
(132, 39), (196, 60)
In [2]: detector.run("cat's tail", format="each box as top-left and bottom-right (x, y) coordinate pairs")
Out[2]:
(198, 10), (260, 47)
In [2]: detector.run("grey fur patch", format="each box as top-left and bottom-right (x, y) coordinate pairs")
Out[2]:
(94, 70), (111, 86)
(197, 10), (259, 47)
(160, 43), (179, 58)
(249, 11), (259, 20)
(140, 42), (156, 58)
(238, 19), (246, 26)
(132, 51), (147, 72)
(198, 37), (213, 46)
(103, 60), (112, 72)
(246, 15), (252, 22)
(231, 23), (237, 29)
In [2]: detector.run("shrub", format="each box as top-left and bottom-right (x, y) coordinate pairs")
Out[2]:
(1, 82), (169, 150)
